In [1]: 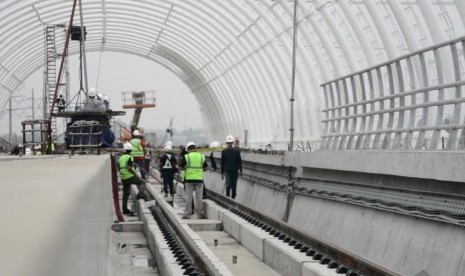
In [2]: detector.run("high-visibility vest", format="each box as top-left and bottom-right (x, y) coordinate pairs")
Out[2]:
(185, 152), (205, 181)
(162, 154), (173, 169)
(118, 154), (134, 180)
(130, 138), (144, 158)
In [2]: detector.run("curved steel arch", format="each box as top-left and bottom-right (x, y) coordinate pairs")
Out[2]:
(1, 0), (465, 148)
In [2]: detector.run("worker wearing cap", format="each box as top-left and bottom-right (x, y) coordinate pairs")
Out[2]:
(221, 135), (243, 199)
(56, 94), (66, 112)
(118, 142), (147, 215)
(159, 145), (178, 197)
(179, 141), (208, 219)
(130, 129), (147, 180)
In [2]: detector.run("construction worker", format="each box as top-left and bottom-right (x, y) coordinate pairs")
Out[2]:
(159, 145), (178, 197)
(130, 129), (146, 179)
(56, 94), (66, 112)
(103, 95), (110, 110)
(34, 145), (43, 155)
(87, 88), (106, 112)
(179, 141), (208, 219)
(221, 135), (243, 199)
(118, 142), (147, 215)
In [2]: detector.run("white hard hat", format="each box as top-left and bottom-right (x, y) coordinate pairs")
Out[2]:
(186, 141), (196, 149)
(166, 141), (173, 147)
(97, 93), (104, 99)
(225, 135), (234, 143)
(123, 142), (132, 151)
(88, 88), (97, 97)
(103, 95), (109, 101)
(164, 145), (172, 150)
(132, 130), (140, 136)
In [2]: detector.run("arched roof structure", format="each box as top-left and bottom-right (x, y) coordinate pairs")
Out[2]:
(1, 0), (465, 149)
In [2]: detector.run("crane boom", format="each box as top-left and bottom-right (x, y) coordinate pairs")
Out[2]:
(122, 90), (156, 133)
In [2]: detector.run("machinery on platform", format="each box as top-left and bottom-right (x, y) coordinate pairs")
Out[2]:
(122, 91), (156, 132)
(19, 21), (126, 155)
(121, 91), (155, 140)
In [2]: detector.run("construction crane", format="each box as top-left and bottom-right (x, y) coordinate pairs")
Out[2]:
(122, 91), (156, 132)
(159, 116), (174, 147)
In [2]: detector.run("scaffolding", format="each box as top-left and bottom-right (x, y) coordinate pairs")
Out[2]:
(68, 120), (102, 155)
(44, 24), (69, 140)
(21, 119), (51, 154)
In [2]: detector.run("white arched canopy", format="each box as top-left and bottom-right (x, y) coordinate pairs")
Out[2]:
(1, 0), (464, 149)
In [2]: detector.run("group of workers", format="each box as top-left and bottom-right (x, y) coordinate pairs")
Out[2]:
(87, 88), (110, 112)
(11, 144), (51, 156)
(117, 133), (243, 219)
(118, 129), (151, 215)
(55, 88), (111, 113)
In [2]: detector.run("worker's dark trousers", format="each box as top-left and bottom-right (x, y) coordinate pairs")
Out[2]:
(162, 172), (175, 195)
(225, 171), (239, 199)
(121, 176), (145, 211)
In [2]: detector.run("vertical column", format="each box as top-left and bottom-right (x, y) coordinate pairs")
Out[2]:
(381, 64), (395, 149)
(392, 60), (405, 149)
(372, 68), (385, 149)
(362, 70), (376, 149)
(414, 52), (430, 150)
(355, 73), (368, 149)
(404, 57), (417, 149)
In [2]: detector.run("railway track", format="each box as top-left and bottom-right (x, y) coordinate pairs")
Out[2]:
(137, 179), (400, 276)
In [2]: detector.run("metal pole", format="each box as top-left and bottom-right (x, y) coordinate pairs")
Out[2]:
(289, 0), (299, 151)
(9, 95), (12, 144)
(78, 0), (90, 108)
(32, 89), (35, 120)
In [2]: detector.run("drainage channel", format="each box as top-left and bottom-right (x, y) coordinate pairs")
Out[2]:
(206, 190), (401, 276)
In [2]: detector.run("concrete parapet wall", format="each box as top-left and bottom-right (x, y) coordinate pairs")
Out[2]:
(286, 150), (465, 183)
(206, 151), (465, 275)
(0, 155), (113, 276)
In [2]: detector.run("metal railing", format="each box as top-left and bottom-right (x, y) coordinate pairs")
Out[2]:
(320, 36), (465, 150)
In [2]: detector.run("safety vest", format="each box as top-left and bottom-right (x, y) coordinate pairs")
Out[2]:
(185, 152), (205, 181)
(130, 138), (144, 158)
(118, 154), (134, 180)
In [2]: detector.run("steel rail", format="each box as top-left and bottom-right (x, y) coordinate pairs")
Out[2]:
(145, 184), (223, 276)
(206, 189), (401, 276)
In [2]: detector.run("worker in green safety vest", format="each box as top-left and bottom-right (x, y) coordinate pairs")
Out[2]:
(130, 129), (147, 180)
(118, 142), (147, 215)
(179, 141), (208, 219)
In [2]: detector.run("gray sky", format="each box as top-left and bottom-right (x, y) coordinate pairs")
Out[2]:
(1, 52), (205, 135)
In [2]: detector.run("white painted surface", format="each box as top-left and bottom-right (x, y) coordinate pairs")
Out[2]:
(0, 155), (113, 276)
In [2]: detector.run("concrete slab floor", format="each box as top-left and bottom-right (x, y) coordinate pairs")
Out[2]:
(108, 231), (159, 276)
(152, 181), (280, 275)
(197, 231), (281, 276)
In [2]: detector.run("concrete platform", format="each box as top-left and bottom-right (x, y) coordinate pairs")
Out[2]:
(0, 155), (157, 276)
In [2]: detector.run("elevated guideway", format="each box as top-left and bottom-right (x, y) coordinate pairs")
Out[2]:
(0, 155), (114, 276)
(205, 150), (465, 276)
(1, 149), (463, 276)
